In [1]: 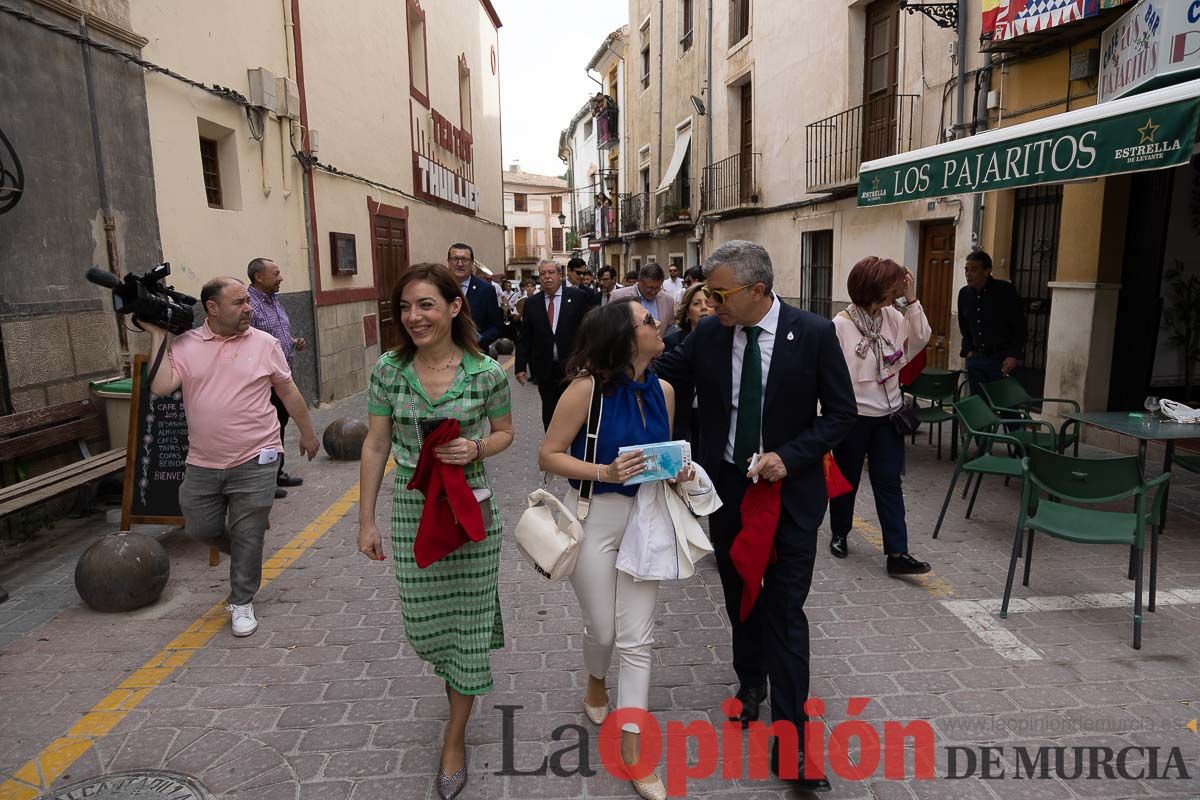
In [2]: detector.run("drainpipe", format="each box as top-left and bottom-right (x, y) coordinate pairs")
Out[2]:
(289, 0), (324, 403)
(704, 0), (713, 261)
(281, 0), (296, 198)
(657, 0), (664, 188)
(970, 53), (994, 250)
(955, 0), (966, 139)
(79, 16), (130, 361)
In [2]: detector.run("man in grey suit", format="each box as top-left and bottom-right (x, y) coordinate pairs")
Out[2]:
(609, 263), (676, 336)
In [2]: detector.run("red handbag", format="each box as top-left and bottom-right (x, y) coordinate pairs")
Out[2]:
(823, 452), (854, 499)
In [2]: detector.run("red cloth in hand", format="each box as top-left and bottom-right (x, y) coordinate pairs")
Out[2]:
(899, 346), (927, 387)
(823, 452), (854, 499)
(406, 419), (486, 568)
(729, 480), (782, 621)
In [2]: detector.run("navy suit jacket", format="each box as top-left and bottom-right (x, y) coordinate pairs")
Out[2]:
(654, 301), (858, 530)
(462, 275), (503, 348)
(514, 286), (591, 379)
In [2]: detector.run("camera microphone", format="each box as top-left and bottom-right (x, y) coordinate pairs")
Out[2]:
(85, 267), (122, 289)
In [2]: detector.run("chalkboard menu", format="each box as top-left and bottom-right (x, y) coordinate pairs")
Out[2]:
(120, 353), (189, 530)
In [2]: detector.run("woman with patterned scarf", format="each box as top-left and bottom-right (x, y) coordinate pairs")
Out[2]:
(829, 256), (933, 575)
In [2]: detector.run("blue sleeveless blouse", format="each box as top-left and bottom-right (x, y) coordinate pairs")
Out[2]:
(569, 372), (670, 497)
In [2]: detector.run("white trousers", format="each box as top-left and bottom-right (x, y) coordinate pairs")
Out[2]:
(567, 490), (659, 732)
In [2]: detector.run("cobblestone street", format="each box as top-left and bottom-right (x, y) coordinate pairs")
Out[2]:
(1, 365), (1199, 800)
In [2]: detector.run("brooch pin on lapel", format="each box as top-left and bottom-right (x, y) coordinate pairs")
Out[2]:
(787, 331), (795, 342)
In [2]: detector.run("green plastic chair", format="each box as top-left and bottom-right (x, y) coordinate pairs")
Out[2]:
(1174, 452), (1200, 475)
(904, 370), (961, 460)
(981, 377), (1081, 455)
(1000, 446), (1170, 650)
(933, 395), (1060, 538)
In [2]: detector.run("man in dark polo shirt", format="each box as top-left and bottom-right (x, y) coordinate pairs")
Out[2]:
(957, 250), (1026, 397)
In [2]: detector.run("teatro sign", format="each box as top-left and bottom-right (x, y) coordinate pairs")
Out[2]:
(1100, 0), (1200, 103)
(412, 106), (480, 214)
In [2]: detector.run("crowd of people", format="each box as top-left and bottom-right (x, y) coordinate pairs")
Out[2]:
(147, 238), (1023, 800)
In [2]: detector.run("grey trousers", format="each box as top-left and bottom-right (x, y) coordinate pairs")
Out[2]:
(179, 457), (277, 605)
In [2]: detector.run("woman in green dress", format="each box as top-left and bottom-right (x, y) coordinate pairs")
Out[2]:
(358, 263), (514, 800)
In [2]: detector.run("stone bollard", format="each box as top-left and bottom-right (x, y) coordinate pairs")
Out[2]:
(75, 532), (170, 612)
(323, 417), (369, 460)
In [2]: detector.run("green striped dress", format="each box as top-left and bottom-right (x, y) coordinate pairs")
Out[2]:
(367, 350), (511, 695)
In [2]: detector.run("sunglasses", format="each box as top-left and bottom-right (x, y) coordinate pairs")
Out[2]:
(702, 283), (755, 305)
(638, 312), (657, 329)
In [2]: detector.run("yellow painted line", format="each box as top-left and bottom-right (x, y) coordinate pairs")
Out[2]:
(0, 463), (391, 799)
(853, 515), (957, 599)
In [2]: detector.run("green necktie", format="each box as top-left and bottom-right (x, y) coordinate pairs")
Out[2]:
(733, 325), (763, 469)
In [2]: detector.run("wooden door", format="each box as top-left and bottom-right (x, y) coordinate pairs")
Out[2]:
(917, 222), (955, 369)
(374, 214), (409, 352)
(862, 0), (899, 163)
(739, 81), (754, 202)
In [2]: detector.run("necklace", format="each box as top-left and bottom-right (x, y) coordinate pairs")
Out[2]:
(416, 350), (461, 372)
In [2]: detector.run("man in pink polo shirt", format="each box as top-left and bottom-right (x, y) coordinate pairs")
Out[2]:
(144, 276), (319, 637)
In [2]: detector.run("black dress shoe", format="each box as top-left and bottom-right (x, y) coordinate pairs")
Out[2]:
(277, 472), (303, 487)
(829, 532), (849, 559)
(887, 553), (932, 576)
(771, 741), (832, 793)
(274, 487), (288, 499)
(730, 684), (767, 728)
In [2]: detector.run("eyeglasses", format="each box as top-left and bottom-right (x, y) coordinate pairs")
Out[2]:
(448, 257), (473, 264)
(702, 283), (755, 305)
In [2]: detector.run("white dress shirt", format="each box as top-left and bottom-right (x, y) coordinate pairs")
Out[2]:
(544, 287), (563, 359)
(725, 294), (781, 464)
(664, 277), (685, 301)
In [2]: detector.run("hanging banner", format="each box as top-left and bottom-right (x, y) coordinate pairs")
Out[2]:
(858, 85), (1200, 207)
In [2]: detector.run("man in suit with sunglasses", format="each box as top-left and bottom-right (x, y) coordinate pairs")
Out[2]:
(655, 240), (856, 793)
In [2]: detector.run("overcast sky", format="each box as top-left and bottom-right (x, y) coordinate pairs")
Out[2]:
(495, 1), (629, 177)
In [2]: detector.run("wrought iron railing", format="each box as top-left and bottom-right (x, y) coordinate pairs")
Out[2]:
(655, 185), (692, 227)
(576, 208), (595, 238)
(703, 152), (760, 212)
(619, 193), (647, 233)
(805, 93), (918, 192)
(506, 245), (544, 263)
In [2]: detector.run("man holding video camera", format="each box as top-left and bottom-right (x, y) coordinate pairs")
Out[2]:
(144, 276), (319, 638)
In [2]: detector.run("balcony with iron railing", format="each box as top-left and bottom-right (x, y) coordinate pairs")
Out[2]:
(506, 244), (545, 263)
(576, 208), (595, 238)
(619, 193), (648, 233)
(654, 181), (693, 228)
(805, 93), (917, 193)
(702, 152), (760, 213)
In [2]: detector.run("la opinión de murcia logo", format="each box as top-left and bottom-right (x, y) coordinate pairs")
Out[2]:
(496, 700), (1194, 796)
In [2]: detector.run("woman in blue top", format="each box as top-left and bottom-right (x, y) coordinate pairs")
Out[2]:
(539, 298), (683, 800)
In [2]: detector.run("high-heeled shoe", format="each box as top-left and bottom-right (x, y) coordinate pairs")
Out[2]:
(582, 696), (609, 725)
(624, 766), (666, 800)
(435, 763), (467, 800)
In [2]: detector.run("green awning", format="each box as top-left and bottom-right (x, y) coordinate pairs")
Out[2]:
(857, 78), (1200, 207)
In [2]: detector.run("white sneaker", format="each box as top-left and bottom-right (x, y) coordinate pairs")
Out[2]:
(227, 602), (258, 637)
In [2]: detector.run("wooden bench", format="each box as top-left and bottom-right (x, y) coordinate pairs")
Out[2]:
(0, 399), (124, 518)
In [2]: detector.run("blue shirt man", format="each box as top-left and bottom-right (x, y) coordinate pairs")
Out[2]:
(448, 242), (502, 348)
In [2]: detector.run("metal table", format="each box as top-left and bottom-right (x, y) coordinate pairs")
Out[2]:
(1062, 411), (1200, 581)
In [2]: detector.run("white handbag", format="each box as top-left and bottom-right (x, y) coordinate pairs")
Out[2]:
(514, 378), (604, 580)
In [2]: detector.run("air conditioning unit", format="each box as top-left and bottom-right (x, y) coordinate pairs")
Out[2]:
(275, 77), (300, 120)
(247, 67), (277, 111)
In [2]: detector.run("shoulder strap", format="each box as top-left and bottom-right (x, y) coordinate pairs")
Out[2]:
(576, 376), (604, 520)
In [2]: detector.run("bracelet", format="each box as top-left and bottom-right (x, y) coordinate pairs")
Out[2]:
(473, 438), (484, 461)
(596, 463), (602, 483)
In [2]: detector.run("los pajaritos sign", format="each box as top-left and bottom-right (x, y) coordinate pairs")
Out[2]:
(857, 94), (1199, 206)
(1100, 0), (1200, 104)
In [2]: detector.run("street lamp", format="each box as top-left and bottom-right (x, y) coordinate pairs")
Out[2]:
(557, 211), (566, 227)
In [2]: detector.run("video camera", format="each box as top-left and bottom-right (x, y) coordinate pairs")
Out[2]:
(86, 263), (197, 336)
